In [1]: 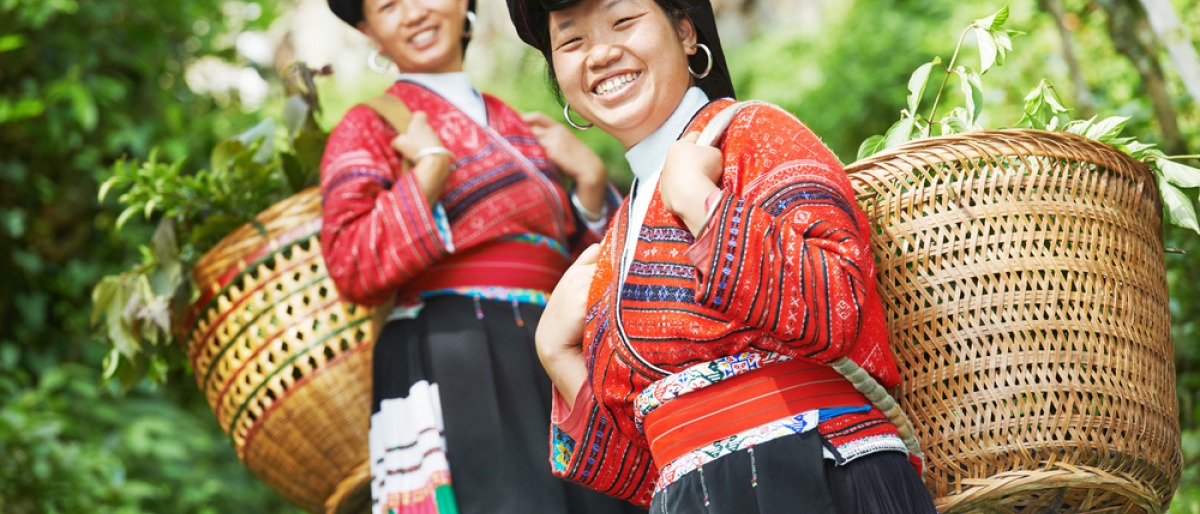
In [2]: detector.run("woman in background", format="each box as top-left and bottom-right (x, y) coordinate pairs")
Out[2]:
(320, 0), (642, 512)
(507, 0), (938, 511)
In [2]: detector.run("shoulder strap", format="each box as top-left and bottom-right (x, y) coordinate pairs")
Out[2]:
(362, 94), (413, 133)
(696, 101), (753, 148)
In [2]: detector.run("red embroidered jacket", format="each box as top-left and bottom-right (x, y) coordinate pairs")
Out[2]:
(320, 81), (614, 305)
(551, 100), (901, 506)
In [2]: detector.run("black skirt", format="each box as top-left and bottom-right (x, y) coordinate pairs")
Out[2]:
(371, 295), (645, 514)
(648, 430), (937, 514)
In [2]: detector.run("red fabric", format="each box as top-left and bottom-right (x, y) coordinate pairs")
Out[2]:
(549, 100), (901, 506)
(551, 380), (595, 442)
(400, 239), (567, 294)
(320, 81), (612, 305)
(643, 359), (867, 468)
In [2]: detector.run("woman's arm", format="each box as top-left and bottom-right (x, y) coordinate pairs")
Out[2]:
(538, 244), (658, 506)
(319, 107), (453, 306)
(522, 112), (621, 240)
(680, 104), (877, 364)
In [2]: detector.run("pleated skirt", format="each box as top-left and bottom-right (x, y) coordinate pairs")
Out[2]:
(649, 430), (937, 514)
(370, 295), (646, 514)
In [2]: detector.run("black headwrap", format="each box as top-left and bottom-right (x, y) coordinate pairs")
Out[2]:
(327, 0), (478, 51)
(507, 0), (735, 100)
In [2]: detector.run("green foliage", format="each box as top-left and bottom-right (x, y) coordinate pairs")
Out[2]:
(0, 0), (303, 509)
(91, 63), (330, 389)
(859, 5), (1200, 234)
(0, 358), (297, 513)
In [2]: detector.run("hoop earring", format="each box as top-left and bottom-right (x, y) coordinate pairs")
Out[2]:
(368, 48), (393, 74)
(563, 103), (593, 130)
(688, 43), (713, 80)
(464, 10), (476, 39)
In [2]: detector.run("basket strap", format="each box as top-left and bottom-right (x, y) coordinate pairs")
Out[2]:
(696, 100), (927, 471)
(362, 94), (413, 134)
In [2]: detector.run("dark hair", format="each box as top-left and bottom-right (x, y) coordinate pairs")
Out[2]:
(536, 1), (697, 104)
(328, 0), (477, 56)
(511, 0), (735, 103)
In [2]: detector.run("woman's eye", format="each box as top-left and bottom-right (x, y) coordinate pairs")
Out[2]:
(555, 37), (582, 51)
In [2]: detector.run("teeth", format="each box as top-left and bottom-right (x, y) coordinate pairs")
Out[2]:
(594, 72), (639, 95)
(411, 28), (435, 44)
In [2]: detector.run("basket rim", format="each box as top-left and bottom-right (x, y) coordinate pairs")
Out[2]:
(845, 129), (1153, 186)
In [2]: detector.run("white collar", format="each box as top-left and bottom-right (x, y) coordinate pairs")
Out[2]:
(397, 72), (487, 125)
(624, 87), (711, 182)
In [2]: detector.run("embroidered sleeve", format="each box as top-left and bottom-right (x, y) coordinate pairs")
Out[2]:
(550, 384), (657, 507)
(319, 106), (451, 306)
(684, 106), (876, 364)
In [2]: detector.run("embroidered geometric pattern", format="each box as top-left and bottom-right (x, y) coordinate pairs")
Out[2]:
(549, 100), (903, 507)
(654, 410), (819, 491)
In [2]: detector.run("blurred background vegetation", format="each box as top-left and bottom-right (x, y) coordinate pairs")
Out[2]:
(1, 0), (1197, 512)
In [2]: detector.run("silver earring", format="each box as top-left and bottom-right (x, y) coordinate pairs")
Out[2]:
(464, 10), (476, 39)
(368, 48), (393, 74)
(563, 103), (593, 130)
(688, 43), (713, 80)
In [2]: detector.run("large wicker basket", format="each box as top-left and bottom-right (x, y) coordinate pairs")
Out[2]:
(845, 129), (1182, 513)
(184, 186), (374, 514)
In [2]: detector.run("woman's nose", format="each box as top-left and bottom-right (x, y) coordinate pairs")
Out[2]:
(586, 44), (621, 70)
(399, 0), (429, 24)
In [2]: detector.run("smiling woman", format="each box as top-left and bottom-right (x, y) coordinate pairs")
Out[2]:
(507, 0), (940, 512)
(318, 1), (646, 513)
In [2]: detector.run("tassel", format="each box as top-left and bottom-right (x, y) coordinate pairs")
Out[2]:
(473, 295), (484, 320)
(512, 299), (525, 327)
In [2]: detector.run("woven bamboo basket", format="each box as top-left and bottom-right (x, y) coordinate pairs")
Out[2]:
(844, 129), (1181, 513)
(184, 186), (375, 514)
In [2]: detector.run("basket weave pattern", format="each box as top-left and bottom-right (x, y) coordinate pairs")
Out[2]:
(845, 130), (1181, 513)
(186, 187), (375, 514)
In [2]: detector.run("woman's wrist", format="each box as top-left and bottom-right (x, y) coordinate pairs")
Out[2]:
(572, 179), (608, 220)
(411, 145), (455, 164)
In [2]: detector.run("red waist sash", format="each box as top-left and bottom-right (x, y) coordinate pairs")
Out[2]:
(400, 239), (569, 296)
(642, 359), (870, 469)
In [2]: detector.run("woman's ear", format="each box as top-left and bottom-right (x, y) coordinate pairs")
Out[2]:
(357, 20), (381, 48)
(675, 14), (698, 53)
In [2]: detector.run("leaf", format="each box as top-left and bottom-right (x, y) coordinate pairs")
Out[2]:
(210, 139), (245, 175)
(974, 27), (998, 73)
(282, 95), (310, 141)
(975, 5), (1010, 31)
(957, 67), (983, 123)
(97, 175), (123, 202)
(1019, 80), (1069, 129)
(857, 135), (886, 161)
(91, 276), (120, 326)
(1083, 116), (1128, 142)
(115, 206), (139, 229)
(940, 107), (971, 135)
(102, 348), (122, 382)
(1160, 177), (1200, 234)
(883, 115), (917, 149)
(907, 62), (934, 114)
(236, 118), (277, 164)
(1160, 159), (1200, 189)
(1063, 116), (1096, 136)
(993, 30), (1014, 67)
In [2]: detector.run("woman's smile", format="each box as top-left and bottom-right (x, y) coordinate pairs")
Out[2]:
(591, 71), (642, 99)
(550, 0), (697, 147)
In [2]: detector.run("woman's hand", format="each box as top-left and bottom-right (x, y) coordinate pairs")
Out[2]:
(522, 112), (607, 216)
(537, 243), (601, 408)
(660, 132), (722, 235)
(391, 111), (454, 205)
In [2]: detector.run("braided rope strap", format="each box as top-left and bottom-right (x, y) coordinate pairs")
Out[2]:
(830, 357), (924, 468)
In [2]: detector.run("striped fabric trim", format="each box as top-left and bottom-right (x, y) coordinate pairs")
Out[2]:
(418, 287), (549, 306)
